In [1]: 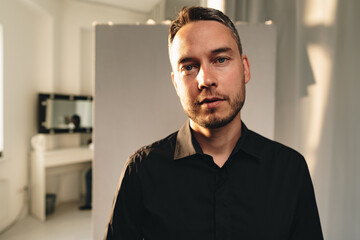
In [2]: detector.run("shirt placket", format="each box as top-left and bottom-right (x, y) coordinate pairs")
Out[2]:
(214, 162), (231, 240)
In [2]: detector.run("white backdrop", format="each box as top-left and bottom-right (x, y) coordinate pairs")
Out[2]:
(94, 23), (276, 239)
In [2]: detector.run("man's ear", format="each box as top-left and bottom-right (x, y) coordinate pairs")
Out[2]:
(242, 54), (251, 84)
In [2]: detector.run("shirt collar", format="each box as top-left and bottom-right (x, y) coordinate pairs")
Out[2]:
(174, 119), (261, 161)
(174, 119), (201, 160)
(232, 122), (262, 161)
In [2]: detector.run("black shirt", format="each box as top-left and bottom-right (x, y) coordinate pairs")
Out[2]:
(105, 120), (323, 240)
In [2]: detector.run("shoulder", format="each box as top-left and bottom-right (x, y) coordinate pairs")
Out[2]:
(246, 129), (306, 167)
(126, 131), (178, 168)
(245, 129), (312, 186)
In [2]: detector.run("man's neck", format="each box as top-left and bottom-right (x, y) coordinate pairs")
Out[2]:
(190, 114), (242, 167)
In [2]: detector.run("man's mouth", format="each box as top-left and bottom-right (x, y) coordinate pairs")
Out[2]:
(200, 97), (223, 104)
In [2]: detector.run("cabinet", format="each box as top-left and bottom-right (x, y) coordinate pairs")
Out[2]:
(30, 147), (92, 221)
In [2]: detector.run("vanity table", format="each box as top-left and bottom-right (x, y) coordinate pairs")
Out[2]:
(31, 93), (93, 221)
(30, 147), (93, 221)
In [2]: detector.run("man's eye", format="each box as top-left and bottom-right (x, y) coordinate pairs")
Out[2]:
(185, 65), (193, 71)
(217, 57), (227, 63)
(181, 64), (196, 73)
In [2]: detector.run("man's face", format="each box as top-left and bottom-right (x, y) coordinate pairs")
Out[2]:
(169, 20), (250, 129)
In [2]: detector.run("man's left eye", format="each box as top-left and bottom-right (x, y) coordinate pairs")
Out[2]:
(217, 57), (227, 63)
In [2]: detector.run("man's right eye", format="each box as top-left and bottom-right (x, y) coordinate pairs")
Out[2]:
(183, 65), (193, 71)
(180, 63), (199, 75)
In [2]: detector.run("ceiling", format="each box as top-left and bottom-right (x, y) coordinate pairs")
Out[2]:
(77, 0), (163, 13)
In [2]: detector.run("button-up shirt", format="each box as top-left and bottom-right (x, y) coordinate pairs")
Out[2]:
(105, 120), (323, 240)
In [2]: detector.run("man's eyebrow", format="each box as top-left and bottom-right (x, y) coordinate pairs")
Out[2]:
(211, 47), (233, 54)
(177, 57), (195, 66)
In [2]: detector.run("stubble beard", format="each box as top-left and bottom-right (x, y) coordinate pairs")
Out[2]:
(183, 87), (246, 129)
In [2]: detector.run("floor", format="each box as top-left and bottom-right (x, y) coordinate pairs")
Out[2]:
(0, 202), (92, 240)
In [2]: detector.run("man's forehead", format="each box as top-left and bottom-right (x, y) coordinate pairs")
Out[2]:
(169, 21), (238, 62)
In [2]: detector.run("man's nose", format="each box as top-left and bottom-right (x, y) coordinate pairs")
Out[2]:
(197, 65), (217, 90)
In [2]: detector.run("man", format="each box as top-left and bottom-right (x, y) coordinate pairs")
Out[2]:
(105, 6), (323, 240)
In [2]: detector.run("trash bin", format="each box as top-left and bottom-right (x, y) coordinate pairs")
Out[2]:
(46, 193), (56, 215)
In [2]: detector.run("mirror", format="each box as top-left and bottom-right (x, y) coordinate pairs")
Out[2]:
(38, 93), (93, 133)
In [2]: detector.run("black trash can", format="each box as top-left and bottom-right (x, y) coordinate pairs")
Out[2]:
(46, 193), (56, 215)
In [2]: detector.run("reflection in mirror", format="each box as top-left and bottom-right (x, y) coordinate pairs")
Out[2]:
(45, 99), (92, 129)
(38, 94), (93, 133)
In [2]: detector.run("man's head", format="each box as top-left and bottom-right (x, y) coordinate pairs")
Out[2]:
(169, 6), (250, 129)
(71, 114), (81, 129)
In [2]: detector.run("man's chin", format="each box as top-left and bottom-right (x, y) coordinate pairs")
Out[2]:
(192, 115), (237, 129)
(185, 104), (241, 129)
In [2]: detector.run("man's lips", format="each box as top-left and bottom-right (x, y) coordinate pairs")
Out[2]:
(198, 97), (225, 108)
(199, 97), (224, 104)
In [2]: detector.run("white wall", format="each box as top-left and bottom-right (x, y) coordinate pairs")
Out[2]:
(0, 0), (148, 233)
(59, 0), (150, 94)
(0, 0), (53, 230)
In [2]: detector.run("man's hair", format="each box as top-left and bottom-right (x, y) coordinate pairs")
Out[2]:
(169, 6), (243, 55)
